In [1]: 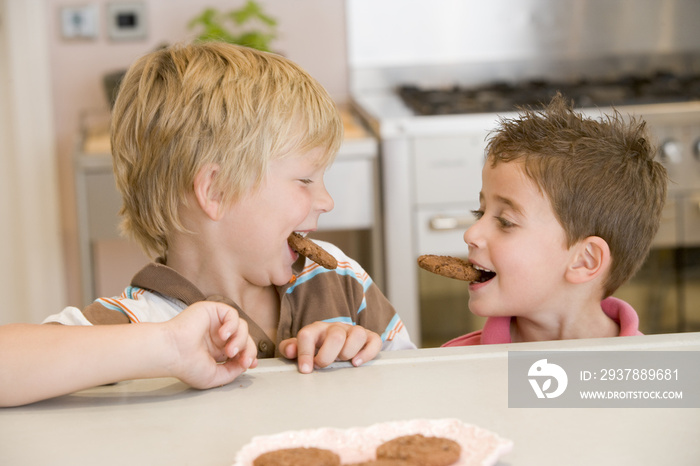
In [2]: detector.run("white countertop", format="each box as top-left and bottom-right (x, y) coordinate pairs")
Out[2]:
(2, 333), (699, 465)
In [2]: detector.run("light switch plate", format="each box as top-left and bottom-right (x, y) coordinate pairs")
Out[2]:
(106, 2), (147, 41)
(61, 5), (99, 39)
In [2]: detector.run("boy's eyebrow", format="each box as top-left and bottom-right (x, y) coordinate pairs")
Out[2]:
(494, 195), (525, 215)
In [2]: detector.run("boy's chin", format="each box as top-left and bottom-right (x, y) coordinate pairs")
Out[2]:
(271, 269), (296, 287)
(469, 307), (491, 318)
(468, 300), (502, 318)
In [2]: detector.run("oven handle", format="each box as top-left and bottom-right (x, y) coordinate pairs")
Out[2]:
(429, 215), (475, 231)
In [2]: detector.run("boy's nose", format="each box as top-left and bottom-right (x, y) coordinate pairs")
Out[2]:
(463, 221), (481, 248)
(463, 227), (472, 245)
(316, 183), (334, 213)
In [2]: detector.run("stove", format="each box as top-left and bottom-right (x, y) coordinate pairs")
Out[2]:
(397, 71), (700, 116)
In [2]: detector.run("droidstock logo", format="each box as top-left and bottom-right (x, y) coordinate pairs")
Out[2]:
(528, 359), (568, 399)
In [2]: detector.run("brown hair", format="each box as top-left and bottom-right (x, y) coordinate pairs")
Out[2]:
(111, 42), (342, 259)
(486, 93), (667, 297)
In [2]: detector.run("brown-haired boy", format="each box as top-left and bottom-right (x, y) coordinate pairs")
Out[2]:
(443, 93), (668, 345)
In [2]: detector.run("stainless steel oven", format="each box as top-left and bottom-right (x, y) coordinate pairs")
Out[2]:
(346, 0), (700, 346)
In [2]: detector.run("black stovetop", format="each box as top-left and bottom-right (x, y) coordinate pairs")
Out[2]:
(398, 71), (700, 116)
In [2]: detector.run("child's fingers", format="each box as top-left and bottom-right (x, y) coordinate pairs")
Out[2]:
(277, 338), (299, 360)
(312, 324), (350, 369)
(296, 353), (314, 374)
(224, 318), (250, 359)
(221, 336), (256, 374)
(214, 302), (241, 342)
(334, 325), (369, 361)
(206, 302), (255, 369)
(206, 357), (250, 388)
(295, 326), (325, 374)
(294, 323), (377, 373)
(351, 330), (382, 367)
(238, 336), (258, 369)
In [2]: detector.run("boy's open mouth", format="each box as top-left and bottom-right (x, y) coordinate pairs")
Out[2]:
(472, 265), (496, 283)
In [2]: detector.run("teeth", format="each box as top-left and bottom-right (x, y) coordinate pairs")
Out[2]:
(473, 265), (493, 273)
(294, 231), (308, 238)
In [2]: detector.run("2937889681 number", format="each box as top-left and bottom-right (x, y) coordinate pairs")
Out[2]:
(599, 368), (678, 381)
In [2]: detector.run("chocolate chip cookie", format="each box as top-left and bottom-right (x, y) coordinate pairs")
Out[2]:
(253, 446), (340, 466)
(376, 434), (461, 466)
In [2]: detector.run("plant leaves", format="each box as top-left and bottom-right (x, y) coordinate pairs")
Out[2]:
(187, 1), (277, 51)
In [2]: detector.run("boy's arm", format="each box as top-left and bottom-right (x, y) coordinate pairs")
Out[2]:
(0, 301), (257, 408)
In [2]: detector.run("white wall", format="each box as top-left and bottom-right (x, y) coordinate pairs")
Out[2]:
(0, 0), (65, 324)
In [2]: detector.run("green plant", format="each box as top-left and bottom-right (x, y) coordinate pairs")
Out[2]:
(188, 1), (278, 52)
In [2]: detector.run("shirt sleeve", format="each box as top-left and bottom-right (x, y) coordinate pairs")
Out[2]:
(41, 306), (93, 326)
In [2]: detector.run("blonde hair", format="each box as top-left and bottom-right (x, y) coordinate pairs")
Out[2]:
(486, 94), (668, 297)
(111, 42), (342, 258)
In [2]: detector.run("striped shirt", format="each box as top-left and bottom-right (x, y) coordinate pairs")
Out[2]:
(43, 240), (416, 358)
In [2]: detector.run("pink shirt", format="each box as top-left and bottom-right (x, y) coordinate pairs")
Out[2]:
(442, 296), (642, 347)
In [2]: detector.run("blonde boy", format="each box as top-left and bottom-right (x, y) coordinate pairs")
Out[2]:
(444, 94), (668, 345)
(45, 42), (414, 370)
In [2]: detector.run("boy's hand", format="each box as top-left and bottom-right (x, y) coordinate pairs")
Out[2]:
(278, 322), (382, 374)
(166, 301), (257, 388)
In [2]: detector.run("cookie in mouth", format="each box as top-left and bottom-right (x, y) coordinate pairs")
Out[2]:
(417, 254), (496, 283)
(288, 232), (338, 269)
(472, 264), (496, 283)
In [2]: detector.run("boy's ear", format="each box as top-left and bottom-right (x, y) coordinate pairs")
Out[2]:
(565, 236), (611, 285)
(193, 164), (224, 221)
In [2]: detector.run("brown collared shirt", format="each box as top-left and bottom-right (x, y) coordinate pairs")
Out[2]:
(43, 241), (416, 359)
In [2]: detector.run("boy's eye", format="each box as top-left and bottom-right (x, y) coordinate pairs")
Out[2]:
(471, 209), (484, 220)
(299, 178), (313, 185)
(497, 217), (515, 228)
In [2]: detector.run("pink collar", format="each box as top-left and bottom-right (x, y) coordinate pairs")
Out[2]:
(480, 296), (642, 344)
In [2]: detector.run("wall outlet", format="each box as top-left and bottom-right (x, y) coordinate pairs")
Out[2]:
(61, 5), (99, 39)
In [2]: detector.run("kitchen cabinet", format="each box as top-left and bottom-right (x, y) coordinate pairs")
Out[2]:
(74, 108), (381, 307)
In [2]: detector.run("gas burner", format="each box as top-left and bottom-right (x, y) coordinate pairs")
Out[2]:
(398, 72), (700, 116)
